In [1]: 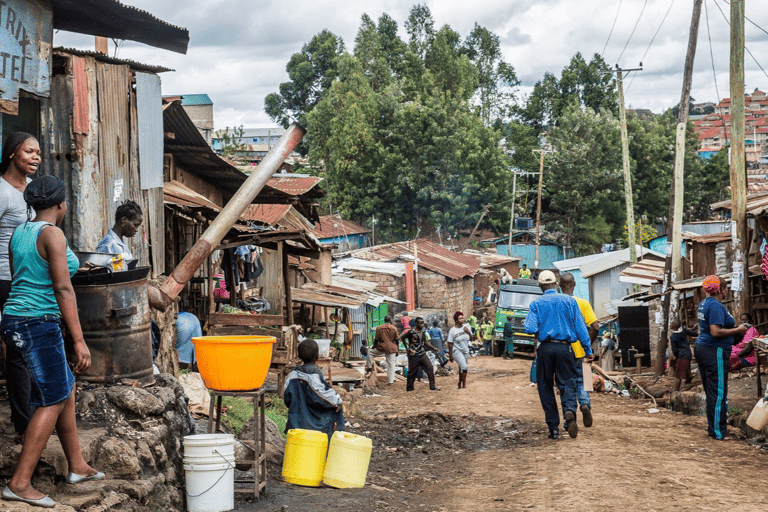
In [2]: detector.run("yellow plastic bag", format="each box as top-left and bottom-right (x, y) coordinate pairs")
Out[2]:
(571, 341), (585, 359)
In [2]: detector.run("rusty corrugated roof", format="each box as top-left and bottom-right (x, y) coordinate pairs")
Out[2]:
(351, 239), (480, 280)
(267, 175), (323, 197)
(243, 204), (292, 226)
(312, 215), (370, 239)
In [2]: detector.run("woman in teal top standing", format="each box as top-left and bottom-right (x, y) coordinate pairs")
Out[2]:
(1, 176), (103, 508)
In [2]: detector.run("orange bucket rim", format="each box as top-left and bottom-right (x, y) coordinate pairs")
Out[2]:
(192, 336), (277, 344)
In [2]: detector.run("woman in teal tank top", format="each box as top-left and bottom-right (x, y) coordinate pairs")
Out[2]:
(0, 176), (103, 508)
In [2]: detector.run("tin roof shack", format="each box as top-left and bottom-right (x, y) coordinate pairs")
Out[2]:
(351, 240), (480, 327)
(489, 231), (573, 270)
(312, 214), (371, 252)
(553, 253), (608, 303)
(334, 257), (407, 303)
(581, 246), (664, 318)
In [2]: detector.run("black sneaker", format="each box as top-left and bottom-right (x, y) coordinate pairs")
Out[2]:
(565, 411), (578, 438)
(548, 429), (559, 440)
(581, 404), (593, 428)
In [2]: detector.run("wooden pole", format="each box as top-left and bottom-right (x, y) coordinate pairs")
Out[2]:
(281, 241), (294, 325)
(508, 171), (517, 258)
(95, 37), (108, 54)
(534, 150), (544, 269)
(656, 0), (703, 376)
(616, 68), (637, 264)
(730, 0), (749, 316)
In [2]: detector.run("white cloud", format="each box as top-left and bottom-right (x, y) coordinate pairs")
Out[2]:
(52, 0), (768, 127)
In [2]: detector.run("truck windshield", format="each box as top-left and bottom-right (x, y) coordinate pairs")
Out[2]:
(498, 290), (538, 310)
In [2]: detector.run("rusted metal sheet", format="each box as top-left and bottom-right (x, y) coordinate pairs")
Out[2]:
(0, 0), (53, 112)
(71, 267), (153, 385)
(348, 304), (367, 358)
(136, 72), (163, 190)
(267, 175), (323, 197)
(72, 55), (88, 134)
(354, 239), (480, 280)
(312, 215), (370, 239)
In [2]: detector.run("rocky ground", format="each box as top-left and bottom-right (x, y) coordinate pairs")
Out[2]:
(236, 355), (768, 512)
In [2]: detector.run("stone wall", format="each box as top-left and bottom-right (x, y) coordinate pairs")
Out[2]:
(347, 270), (406, 303)
(648, 298), (661, 369)
(417, 270), (473, 327)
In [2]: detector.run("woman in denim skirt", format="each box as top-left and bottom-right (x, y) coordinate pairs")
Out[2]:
(1, 176), (103, 508)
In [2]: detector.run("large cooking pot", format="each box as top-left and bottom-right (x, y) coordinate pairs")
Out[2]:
(70, 265), (154, 384)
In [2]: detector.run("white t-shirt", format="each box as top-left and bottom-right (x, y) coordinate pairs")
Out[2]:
(0, 177), (32, 281)
(447, 326), (472, 353)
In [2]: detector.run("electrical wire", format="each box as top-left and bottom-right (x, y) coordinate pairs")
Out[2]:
(625, 0), (676, 94)
(603, 0), (623, 58)
(721, 0), (768, 39)
(705, 0), (721, 102)
(712, 0), (768, 82)
(617, 0), (650, 64)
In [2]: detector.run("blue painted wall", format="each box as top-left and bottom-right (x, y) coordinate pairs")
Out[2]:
(570, 268), (590, 302)
(649, 236), (686, 257)
(495, 243), (572, 270)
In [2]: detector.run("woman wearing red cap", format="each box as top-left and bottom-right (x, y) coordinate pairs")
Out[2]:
(693, 275), (748, 440)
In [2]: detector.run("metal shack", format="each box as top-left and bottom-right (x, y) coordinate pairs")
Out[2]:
(0, 1), (189, 271)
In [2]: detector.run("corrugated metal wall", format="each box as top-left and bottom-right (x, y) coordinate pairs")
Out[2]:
(348, 304), (367, 358)
(42, 54), (165, 276)
(495, 244), (570, 269)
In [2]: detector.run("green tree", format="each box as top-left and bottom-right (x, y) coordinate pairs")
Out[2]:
(404, 4), (434, 60)
(543, 104), (624, 253)
(685, 144), (729, 221)
(462, 23), (519, 124)
(515, 53), (617, 133)
(264, 30), (345, 129)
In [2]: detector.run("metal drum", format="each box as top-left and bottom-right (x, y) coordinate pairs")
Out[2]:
(70, 266), (154, 385)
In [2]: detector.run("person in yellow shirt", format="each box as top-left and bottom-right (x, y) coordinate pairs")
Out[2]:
(519, 264), (531, 279)
(479, 313), (495, 356)
(558, 272), (598, 428)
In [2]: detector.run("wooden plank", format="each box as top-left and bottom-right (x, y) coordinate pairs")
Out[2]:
(208, 313), (284, 327)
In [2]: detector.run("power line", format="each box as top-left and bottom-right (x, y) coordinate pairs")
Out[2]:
(625, 0), (675, 94)
(603, 0), (623, 58)
(721, 0), (768, 38)
(617, 0), (650, 64)
(705, 0), (721, 101)
(712, 0), (768, 83)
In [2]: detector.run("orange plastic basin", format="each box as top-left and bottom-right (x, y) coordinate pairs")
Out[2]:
(192, 336), (276, 391)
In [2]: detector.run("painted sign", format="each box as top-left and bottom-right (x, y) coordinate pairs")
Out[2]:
(0, 0), (52, 113)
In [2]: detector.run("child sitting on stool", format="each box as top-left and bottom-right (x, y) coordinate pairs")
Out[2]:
(283, 339), (345, 440)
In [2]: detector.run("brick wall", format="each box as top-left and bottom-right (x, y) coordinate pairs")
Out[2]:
(347, 270), (406, 303)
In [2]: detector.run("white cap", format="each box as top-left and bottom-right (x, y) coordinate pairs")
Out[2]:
(538, 270), (557, 284)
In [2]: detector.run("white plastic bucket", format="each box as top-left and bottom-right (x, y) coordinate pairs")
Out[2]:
(315, 338), (331, 358)
(183, 434), (235, 512)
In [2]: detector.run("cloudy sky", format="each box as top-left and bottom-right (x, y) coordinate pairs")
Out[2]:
(56, 0), (768, 129)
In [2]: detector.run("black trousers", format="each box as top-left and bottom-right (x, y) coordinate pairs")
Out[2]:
(694, 344), (729, 439)
(406, 353), (436, 391)
(536, 341), (578, 430)
(0, 279), (35, 434)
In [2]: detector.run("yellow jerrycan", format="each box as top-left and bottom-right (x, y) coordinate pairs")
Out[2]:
(282, 429), (328, 487)
(322, 431), (372, 488)
(747, 398), (768, 431)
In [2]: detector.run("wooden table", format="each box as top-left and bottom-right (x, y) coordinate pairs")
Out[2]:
(207, 388), (266, 498)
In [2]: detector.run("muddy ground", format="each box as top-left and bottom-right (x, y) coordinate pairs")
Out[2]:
(236, 356), (768, 512)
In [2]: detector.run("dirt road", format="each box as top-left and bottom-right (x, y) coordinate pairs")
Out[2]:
(239, 355), (768, 512)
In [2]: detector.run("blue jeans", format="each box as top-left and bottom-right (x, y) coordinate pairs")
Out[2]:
(536, 341), (577, 431)
(483, 338), (493, 355)
(557, 357), (590, 409)
(1, 314), (74, 408)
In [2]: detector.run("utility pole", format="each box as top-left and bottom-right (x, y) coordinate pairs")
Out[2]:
(371, 214), (376, 246)
(532, 149), (548, 269)
(508, 170), (517, 258)
(730, 0), (748, 315)
(616, 65), (641, 264)
(657, 0), (703, 376)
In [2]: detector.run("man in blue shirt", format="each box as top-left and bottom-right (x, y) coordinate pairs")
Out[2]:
(525, 270), (591, 440)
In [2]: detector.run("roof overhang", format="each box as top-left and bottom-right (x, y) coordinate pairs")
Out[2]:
(52, 0), (189, 54)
